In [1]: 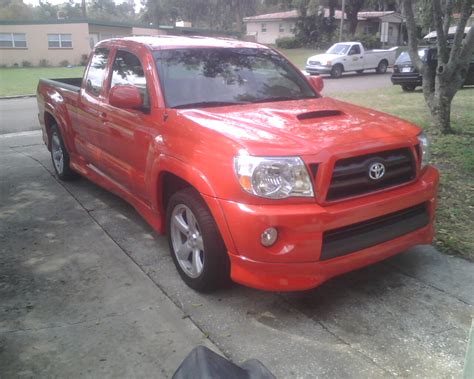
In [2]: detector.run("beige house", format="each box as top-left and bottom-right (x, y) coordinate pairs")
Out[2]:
(0, 19), (233, 67)
(243, 9), (404, 46)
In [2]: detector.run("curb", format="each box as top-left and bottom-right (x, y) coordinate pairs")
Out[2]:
(0, 94), (36, 100)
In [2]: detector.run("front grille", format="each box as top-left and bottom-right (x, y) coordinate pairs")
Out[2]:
(308, 60), (320, 65)
(320, 202), (429, 261)
(326, 148), (416, 201)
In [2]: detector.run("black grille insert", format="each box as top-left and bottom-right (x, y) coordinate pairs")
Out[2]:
(327, 148), (416, 201)
(320, 202), (429, 261)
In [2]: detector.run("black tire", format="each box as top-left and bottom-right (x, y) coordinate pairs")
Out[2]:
(50, 124), (78, 181)
(330, 64), (343, 78)
(376, 60), (388, 74)
(166, 188), (230, 292)
(401, 85), (416, 92)
(356, 69), (364, 74)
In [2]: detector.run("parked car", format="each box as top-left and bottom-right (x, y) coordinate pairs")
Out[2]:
(305, 42), (398, 78)
(391, 46), (474, 91)
(37, 36), (439, 293)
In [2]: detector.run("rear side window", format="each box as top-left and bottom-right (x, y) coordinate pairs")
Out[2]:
(110, 50), (149, 109)
(85, 48), (110, 96)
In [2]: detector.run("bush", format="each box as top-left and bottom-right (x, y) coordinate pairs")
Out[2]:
(59, 59), (70, 67)
(21, 60), (32, 67)
(13, 63), (19, 67)
(354, 33), (381, 49)
(39, 59), (49, 67)
(276, 36), (302, 49)
(80, 54), (89, 66)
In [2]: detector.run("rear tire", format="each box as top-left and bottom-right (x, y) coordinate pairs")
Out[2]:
(330, 64), (343, 78)
(50, 124), (78, 181)
(401, 85), (416, 92)
(376, 60), (388, 74)
(166, 188), (230, 292)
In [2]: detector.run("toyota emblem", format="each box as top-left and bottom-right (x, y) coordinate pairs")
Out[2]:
(368, 162), (385, 180)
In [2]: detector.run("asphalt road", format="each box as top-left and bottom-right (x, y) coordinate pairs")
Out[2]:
(0, 70), (394, 135)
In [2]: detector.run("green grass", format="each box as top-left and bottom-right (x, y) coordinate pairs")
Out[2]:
(330, 87), (474, 260)
(274, 47), (325, 69)
(0, 66), (85, 97)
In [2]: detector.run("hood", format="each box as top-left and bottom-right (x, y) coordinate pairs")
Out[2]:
(307, 53), (341, 63)
(177, 97), (420, 156)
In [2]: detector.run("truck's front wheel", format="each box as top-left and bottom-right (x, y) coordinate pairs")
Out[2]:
(167, 188), (230, 292)
(330, 64), (343, 78)
(50, 124), (78, 181)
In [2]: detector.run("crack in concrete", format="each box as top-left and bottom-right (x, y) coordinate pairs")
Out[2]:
(16, 148), (229, 359)
(277, 295), (398, 377)
(383, 261), (471, 306)
(0, 308), (145, 334)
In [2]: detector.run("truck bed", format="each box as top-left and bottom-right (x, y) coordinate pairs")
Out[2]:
(39, 77), (82, 93)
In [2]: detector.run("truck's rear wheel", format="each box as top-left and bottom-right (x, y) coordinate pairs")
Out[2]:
(401, 85), (416, 92)
(167, 188), (230, 292)
(50, 124), (78, 181)
(376, 60), (388, 74)
(330, 64), (343, 78)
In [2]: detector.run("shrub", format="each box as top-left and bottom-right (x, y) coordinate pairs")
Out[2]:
(354, 33), (381, 49)
(59, 59), (70, 67)
(80, 54), (89, 66)
(21, 60), (32, 67)
(13, 62), (19, 67)
(276, 36), (302, 49)
(39, 59), (49, 67)
(0, 64), (7, 68)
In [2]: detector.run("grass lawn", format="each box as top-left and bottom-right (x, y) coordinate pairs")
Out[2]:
(273, 47), (325, 69)
(330, 86), (474, 260)
(0, 66), (85, 97)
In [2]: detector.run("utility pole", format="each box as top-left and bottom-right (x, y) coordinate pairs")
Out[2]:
(339, 0), (345, 42)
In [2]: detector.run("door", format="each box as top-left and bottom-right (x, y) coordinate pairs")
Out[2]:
(73, 47), (110, 169)
(98, 49), (155, 201)
(347, 44), (363, 71)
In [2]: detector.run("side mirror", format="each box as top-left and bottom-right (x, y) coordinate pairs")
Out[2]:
(308, 75), (324, 93)
(109, 85), (143, 110)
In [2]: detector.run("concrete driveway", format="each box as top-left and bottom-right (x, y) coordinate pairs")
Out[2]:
(1, 95), (473, 378)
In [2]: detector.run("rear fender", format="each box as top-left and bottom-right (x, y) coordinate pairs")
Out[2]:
(43, 92), (74, 152)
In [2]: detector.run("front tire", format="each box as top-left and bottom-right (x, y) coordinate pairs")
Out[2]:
(330, 64), (343, 78)
(50, 124), (78, 181)
(166, 188), (230, 292)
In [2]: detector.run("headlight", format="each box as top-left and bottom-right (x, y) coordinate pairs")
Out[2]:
(326, 60), (332, 66)
(234, 156), (314, 199)
(417, 132), (430, 168)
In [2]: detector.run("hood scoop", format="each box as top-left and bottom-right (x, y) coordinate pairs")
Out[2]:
(297, 110), (344, 121)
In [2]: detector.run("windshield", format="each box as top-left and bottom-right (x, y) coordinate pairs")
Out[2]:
(396, 49), (428, 64)
(154, 48), (317, 109)
(326, 44), (351, 55)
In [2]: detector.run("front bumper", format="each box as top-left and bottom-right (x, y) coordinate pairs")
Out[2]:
(305, 65), (332, 74)
(217, 166), (439, 291)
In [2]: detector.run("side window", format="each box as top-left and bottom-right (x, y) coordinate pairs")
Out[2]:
(349, 45), (361, 55)
(110, 50), (149, 109)
(85, 48), (110, 96)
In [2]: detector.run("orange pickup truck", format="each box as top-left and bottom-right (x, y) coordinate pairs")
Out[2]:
(37, 36), (439, 292)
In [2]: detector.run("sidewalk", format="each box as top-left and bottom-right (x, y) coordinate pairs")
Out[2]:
(0, 134), (222, 377)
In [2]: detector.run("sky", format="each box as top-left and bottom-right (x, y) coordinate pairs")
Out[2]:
(22, 0), (143, 13)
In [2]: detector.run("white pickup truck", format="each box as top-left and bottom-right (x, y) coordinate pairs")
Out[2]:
(305, 42), (398, 78)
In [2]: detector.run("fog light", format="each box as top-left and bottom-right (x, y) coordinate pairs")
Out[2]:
(261, 227), (278, 247)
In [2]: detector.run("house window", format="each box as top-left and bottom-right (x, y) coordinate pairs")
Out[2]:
(48, 34), (72, 48)
(261, 23), (267, 33)
(363, 25), (371, 34)
(279, 24), (285, 33)
(0, 33), (27, 48)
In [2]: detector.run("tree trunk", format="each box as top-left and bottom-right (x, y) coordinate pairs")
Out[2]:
(426, 93), (454, 134)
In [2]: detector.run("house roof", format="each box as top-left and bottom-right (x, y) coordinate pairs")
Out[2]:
(243, 9), (403, 23)
(423, 26), (471, 40)
(243, 10), (299, 22)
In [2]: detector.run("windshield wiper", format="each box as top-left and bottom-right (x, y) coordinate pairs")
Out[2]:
(173, 101), (249, 109)
(251, 96), (314, 104)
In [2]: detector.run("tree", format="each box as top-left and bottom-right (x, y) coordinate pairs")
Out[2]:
(403, 0), (474, 133)
(345, 0), (365, 35)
